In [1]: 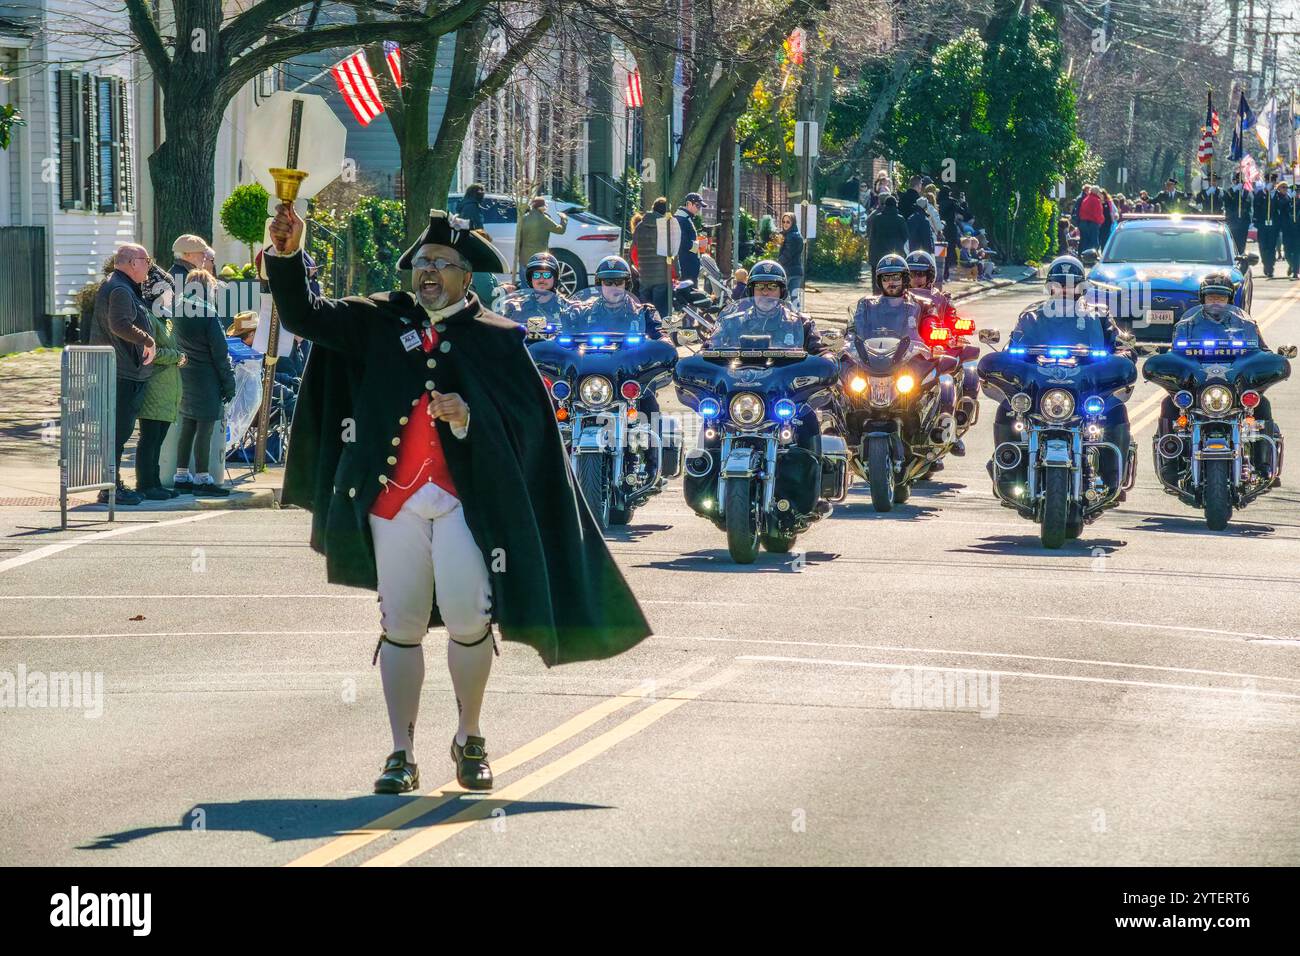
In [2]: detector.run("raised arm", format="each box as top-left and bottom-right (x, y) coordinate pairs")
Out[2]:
(265, 203), (366, 353)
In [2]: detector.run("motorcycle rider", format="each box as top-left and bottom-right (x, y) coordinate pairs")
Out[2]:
(990, 254), (1135, 498)
(851, 253), (930, 342)
(707, 259), (827, 457)
(566, 254), (665, 418)
(907, 250), (973, 455)
(1154, 272), (1279, 482)
(500, 251), (570, 328)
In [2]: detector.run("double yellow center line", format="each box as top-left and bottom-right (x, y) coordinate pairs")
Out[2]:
(285, 659), (738, 867)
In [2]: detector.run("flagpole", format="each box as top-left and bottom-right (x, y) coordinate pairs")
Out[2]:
(290, 50), (365, 94)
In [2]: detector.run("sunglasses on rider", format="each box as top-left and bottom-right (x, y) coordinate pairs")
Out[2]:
(531, 270), (555, 279)
(752, 281), (781, 292)
(599, 278), (627, 286)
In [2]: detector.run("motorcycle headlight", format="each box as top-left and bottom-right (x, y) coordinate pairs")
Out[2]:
(579, 375), (613, 407)
(1010, 392), (1032, 414)
(729, 391), (765, 426)
(1200, 385), (1233, 416)
(896, 374), (915, 395)
(1040, 388), (1075, 421)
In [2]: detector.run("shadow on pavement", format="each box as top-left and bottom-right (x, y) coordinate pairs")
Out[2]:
(832, 500), (942, 521)
(947, 535), (1127, 557)
(605, 523), (672, 543)
(1132, 514), (1276, 538)
(79, 795), (611, 851)
(637, 548), (839, 572)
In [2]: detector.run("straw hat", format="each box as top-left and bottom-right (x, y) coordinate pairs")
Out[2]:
(227, 311), (259, 337)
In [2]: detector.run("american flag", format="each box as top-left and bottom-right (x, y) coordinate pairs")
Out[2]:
(1198, 92), (1216, 164)
(331, 50), (384, 126)
(624, 70), (642, 109)
(384, 41), (403, 88)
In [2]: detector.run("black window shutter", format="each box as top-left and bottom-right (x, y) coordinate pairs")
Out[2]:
(97, 77), (117, 212)
(115, 78), (133, 213)
(81, 72), (98, 211)
(57, 70), (83, 210)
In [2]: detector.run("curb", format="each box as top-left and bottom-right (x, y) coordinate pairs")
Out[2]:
(57, 486), (282, 515)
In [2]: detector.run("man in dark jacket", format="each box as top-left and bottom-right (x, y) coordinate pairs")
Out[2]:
(1255, 175), (1283, 278)
(633, 196), (674, 318)
(899, 176), (922, 220)
(674, 192), (705, 283)
(457, 183), (489, 230)
(265, 205), (650, 796)
(1224, 173), (1252, 254)
(906, 204), (934, 255)
(89, 244), (157, 505)
(867, 195), (909, 282)
(938, 187), (961, 281)
(1152, 178), (1185, 213)
(169, 234), (209, 295)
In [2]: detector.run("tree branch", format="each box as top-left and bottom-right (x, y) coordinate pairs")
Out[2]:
(221, 0), (316, 61)
(468, 13), (554, 111)
(217, 0), (489, 104)
(123, 0), (171, 83)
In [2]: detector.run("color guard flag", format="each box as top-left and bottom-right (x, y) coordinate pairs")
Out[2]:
(625, 71), (642, 109)
(331, 50), (384, 126)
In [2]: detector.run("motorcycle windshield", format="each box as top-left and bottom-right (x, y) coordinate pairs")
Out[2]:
(562, 289), (647, 335)
(707, 298), (805, 351)
(499, 291), (569, 325)
(1172, 305), (1262, 358)
(851, 296), (923, 342)
(1010, 304), (1108, 354)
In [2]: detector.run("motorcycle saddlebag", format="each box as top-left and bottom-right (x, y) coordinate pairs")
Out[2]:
(775, 446), (820, 515)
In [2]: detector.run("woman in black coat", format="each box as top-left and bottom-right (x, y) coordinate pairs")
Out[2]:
(867, 195), (909, 266)
(171, 269), (235, 496)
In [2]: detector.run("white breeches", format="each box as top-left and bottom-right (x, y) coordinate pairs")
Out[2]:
(368, 482), (492, 645)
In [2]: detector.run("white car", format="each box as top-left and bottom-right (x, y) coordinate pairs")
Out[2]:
(448, 193), (623, 295)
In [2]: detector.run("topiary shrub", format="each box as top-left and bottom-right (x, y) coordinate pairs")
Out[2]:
(220, 183), (271, 269)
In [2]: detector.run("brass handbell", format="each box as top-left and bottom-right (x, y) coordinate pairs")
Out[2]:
(269, 167), (309, 202)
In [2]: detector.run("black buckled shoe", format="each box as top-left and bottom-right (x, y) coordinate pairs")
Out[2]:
(451, 735), (493, 790)
(373, 750), (420, 794)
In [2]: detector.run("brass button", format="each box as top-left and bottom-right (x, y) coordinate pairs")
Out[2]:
(399, 416), (409, 425)
(387, 456), (397, 465)
(439, 341), (451, 353)
(427, 358), (437, 369)
(411, 397), (419, 407)
(379, 475), (388, 485)
(347, 487), (356, 498)
(435, 323), (447, 333)
(391, 437), (401, 446)
(425, 380), (435, 390)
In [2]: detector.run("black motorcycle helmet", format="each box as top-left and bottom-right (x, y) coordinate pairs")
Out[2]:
(875, 253), (909, 296)
(905, 250), (937, 287)
(594, 255), (632, 285)
(746, 259), (788, 298)
(524, 251), (560, 290)
(1198, 272), (1236, 304)
(1045, 255), (1086, 297)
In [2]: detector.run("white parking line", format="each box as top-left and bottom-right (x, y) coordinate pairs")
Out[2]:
(1028, 615), (1300, 644)
(738, 655), (1300, 702)
(0, 512), (227, 575)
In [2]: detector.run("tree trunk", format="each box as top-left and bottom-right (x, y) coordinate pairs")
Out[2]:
(717, 124), (736, 273)
(149, 100), (222, 255)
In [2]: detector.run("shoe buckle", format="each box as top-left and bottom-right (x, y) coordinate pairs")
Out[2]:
(462, 744), (486, 760)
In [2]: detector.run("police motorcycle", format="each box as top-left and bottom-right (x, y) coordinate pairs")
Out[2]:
(673, 261), (847, 563)
(838, 254), (961, 512)
(1142, 273), (1295, 530)
(905, 251), (981, 445)
(976, 256), (1138, 549)
(526, 255), (680, 529)
(499, 252), (571, 341)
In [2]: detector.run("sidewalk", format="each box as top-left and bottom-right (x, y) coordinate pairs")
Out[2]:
(0, 348), (283, 513)
(803, 263), (1039, 325)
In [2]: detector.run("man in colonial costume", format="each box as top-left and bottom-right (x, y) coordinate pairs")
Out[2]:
(265, 205), (651, 793)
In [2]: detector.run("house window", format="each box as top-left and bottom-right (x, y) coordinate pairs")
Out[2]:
(58, 69), (132, 213)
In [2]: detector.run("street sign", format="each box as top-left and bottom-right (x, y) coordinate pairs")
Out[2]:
(797, 201), (817, 239)
(794, 121), (819, 158)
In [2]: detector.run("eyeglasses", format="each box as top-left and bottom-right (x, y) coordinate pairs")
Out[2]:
(530, 270), (555, 280)
(598, 278), (626, 286)
(412, 256), (467, 272)
(752, 282), (781, 292)
(130, 254), (154, 265)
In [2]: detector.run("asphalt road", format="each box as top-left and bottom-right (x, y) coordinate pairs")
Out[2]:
(3, 276), (1300, 866)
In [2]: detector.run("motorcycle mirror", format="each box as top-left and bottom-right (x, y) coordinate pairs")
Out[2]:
(1278, 344), (1298, 359)
(820, 327), (843, 341)
(1080, 249), (1099, 268)
(978, 328), (1001, 345)
(1241, 252), (1261, 267)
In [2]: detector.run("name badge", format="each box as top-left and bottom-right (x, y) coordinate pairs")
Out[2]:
(400, 330), (422, 351)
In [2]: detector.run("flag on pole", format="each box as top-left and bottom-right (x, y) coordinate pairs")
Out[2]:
(1197, 93), (1216, 164)
(624, 70), (643, 109)
(1255, 95), (1279, 163)
(331, 50), (385, 126)
(1291, 89), (1299, 166)
(1230, 91), (1252, 161)
(1240, 154), (1260, 191)
(383, 41), (403, 88)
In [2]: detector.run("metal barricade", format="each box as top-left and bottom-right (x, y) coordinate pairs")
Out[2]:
(60, 346), (117, 529)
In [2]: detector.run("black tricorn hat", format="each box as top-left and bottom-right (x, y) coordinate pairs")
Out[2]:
(397, 209), (509, 273)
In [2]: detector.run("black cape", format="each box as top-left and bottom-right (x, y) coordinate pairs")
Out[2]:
(268, 252), (651, 666)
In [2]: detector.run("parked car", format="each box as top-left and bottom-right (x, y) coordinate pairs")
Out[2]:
(447, 193), (622, 294)
(821, 198), (868, 235)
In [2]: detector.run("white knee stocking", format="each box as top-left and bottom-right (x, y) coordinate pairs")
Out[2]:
(447, 632), (493, 746)
(379, 640), (424, 761)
